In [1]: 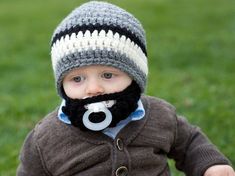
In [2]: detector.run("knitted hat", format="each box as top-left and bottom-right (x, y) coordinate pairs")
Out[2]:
(51, 1), (148, 97)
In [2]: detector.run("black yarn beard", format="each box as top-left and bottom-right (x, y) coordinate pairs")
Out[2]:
(62, 81), (141, 131)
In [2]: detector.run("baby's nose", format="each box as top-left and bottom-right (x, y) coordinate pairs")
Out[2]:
(85, 80), (104, 97)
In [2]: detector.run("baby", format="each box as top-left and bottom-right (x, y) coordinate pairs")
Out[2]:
(17, 1), (235, 176)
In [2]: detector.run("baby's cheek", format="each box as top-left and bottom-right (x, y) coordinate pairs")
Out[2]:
(71, 90), (85, 99)
(63, 84), (83, 99)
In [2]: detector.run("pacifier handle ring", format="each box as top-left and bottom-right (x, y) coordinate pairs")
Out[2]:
(82, 108), (112, 131)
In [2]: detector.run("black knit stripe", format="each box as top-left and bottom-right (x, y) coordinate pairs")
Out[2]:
(51, 24), (147, 56)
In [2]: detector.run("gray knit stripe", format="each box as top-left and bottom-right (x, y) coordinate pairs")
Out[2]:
(51, 1), (146, 48)
(55, 49), (147, 97)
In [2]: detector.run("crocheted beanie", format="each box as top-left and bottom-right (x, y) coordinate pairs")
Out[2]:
(51, 1), (148, 97)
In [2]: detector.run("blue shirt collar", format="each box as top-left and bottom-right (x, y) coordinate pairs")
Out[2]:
(58, 100), (71, 124)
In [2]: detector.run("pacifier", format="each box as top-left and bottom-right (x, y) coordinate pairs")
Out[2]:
(83, 100), (115, 131)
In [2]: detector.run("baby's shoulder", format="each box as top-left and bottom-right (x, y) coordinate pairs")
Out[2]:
(141, 95), (178, 128)
(141, 95), (176, 113)
(35, 108), (60, 131)
(32, 108), (70, 145)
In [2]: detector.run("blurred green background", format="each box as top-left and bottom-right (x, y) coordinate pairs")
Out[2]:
(0, 0), (234, 175)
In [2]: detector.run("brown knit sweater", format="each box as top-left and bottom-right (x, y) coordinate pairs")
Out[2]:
(17, 96), (230, 176)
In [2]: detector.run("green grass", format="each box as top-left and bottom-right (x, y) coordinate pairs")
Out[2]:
(0, 0), (235, 175)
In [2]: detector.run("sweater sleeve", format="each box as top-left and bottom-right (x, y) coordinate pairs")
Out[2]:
(17, 129), (50, 176)
(168, 115), (231, 176)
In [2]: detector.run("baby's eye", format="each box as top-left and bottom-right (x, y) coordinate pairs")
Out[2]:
(102, 73), (113, 79)
(72, 76), (85, 83)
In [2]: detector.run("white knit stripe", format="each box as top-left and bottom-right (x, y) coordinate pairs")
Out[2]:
(51, 30), (148, 75)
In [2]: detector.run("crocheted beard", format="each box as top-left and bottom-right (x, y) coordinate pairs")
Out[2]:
(61, 81), (141, 131)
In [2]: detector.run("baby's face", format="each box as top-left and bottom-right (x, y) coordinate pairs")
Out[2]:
(63, 65), (132, 99)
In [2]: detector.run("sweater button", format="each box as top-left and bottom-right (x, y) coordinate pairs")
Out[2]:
(116, 138), (124, 151)
(115, 166), (128, 176)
